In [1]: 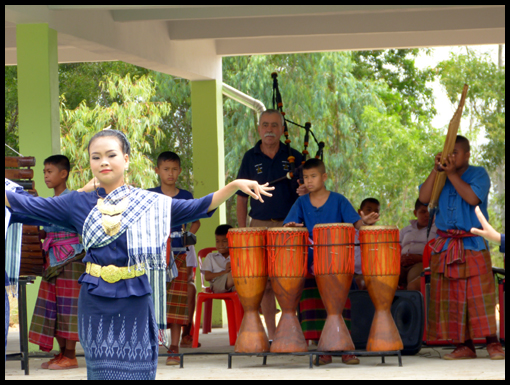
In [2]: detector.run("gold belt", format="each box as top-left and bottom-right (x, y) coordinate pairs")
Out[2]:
(85, 262), (146, 284)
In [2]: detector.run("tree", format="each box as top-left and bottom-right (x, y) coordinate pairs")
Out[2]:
(60, 73), (170, 190)
(351, 49), (437, 126)
(5, 66), (19, 155)
(222, 51), (440, 228)
(437, 48), (505, 171)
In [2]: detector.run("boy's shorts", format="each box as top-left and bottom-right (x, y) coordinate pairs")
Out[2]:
(210, 273), (233, 294)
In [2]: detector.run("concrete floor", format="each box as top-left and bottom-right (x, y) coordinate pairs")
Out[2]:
(5, 325), (505, 380)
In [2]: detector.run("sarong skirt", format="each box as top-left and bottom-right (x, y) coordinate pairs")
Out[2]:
(78, 284), (159, 380)
(298, 277), (352, 341)
(166, 253), (188, 326)
(5, 288), (9, 362)
(428, 249), (497, 343)
(29, 261), (84, 352)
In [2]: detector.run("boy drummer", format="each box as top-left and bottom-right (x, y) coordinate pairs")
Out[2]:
(419, 135), (504, 360)
(284, 158), (379, 365)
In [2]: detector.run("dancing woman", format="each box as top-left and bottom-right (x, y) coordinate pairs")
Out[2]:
(5, 129), (273, 380)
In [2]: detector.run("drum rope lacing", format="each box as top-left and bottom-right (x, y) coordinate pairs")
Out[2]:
(267, 232), (308, 278)
(359, 229), (401, 276)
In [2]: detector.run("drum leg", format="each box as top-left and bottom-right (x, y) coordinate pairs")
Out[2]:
(234, 277), (270, 353)
(316, 274), (355, 352)
(270, 277), (307, 353)
(365, 275), (403, 352)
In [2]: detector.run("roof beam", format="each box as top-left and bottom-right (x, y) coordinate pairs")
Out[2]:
(217, 28), (505, 57)
(110, 4), (489, 22)
(167, 5), (505, 41)
(5, 5), (221, 80)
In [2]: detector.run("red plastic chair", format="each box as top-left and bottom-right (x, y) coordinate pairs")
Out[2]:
(192, 247), (244, 348)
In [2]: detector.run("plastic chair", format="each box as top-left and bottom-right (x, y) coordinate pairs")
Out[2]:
(192, 247), (244, 348)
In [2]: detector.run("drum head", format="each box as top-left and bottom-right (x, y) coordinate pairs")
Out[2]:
(268, 227), (308, 233)
(359, 225), (398, 232)
(228, 227), (267, 233)
(314, 223), (353, 229)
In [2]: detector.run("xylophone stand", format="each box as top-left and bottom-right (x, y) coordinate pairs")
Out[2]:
(6, 276), (36, 375)
(227, 350), (403, 369)
(228, 351), (315, 369)
(312, 350), (403, 367)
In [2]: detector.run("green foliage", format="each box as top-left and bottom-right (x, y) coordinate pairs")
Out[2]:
(60, 73), (170, 190)
(148, 72), (193, 193)
(223, 52), (440, 228)
(5, 66), (19, 155)
(437, 48), (505, 171)
(351, 49), (437, 126)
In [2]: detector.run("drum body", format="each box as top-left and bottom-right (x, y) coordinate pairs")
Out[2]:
(313, 223), (356, 352)
(227, 227), (269, 353)
(359, 226), (403, 352)
(267, 227), (308, 353)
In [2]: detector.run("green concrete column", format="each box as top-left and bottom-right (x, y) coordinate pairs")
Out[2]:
(16, 23), (61, 352)
(191, 80), (227, 328)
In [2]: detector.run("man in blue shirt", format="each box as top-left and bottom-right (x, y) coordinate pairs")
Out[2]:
(419, 136), (504, 361)
(236, 109), (303, 341)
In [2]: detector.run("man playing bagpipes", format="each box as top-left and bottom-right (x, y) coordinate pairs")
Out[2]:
(419, 135), (504, 360)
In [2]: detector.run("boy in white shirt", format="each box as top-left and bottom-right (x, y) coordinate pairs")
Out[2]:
(399, 199), (438, 291)
(202, 225), (236, 293)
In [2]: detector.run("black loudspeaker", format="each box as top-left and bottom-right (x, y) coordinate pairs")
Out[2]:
(348, 290), (424, 355)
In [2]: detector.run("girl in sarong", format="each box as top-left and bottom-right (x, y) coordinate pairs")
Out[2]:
(5, 129), (273, 380)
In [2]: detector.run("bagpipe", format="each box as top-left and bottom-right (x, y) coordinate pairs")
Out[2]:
(268, 72), (325, 186)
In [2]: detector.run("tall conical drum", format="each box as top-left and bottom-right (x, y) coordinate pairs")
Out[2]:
(359, 226), (403, 352)
(314, 223), (356, 352)
(227, 227), (269, 353)
(267, 227), (308, 353)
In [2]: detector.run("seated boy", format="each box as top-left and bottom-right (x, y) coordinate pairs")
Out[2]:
(202, 225), (236, 294)
(399, 199), (438, 291)
(354, 198), (381, 290)
(284, 159), (379, 366)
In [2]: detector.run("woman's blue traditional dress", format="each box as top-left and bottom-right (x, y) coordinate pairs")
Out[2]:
(6, 185), (215, 380)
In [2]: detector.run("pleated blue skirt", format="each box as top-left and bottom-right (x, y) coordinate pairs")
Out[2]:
(78, 284), (159, 380)
(5, 288), (9, 362)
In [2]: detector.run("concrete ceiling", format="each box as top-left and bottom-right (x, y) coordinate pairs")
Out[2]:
(5, 5), (506, 81)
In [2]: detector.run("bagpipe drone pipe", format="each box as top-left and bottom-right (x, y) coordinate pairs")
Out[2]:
(268, 72), (325, 187)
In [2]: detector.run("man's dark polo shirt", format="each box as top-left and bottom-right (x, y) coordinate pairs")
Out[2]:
(236, 140), (302, 221)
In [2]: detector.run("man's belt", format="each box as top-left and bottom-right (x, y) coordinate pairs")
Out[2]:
(85, 262), (145, 284)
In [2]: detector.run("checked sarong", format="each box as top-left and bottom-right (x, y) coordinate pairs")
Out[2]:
(428, 248), (497, 343)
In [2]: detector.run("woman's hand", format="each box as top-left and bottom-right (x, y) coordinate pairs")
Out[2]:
(470, 206), (501, 244)
(235, 180), (274, 203)
(209, 180), (274, 213)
